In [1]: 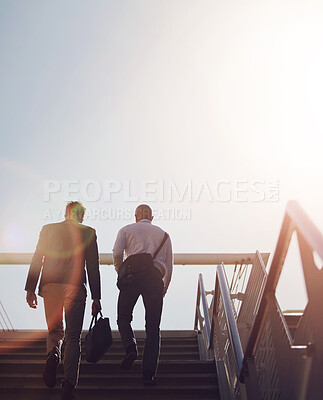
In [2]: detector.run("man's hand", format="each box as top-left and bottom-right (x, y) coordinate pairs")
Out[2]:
(26, 291), (37, 309)
(92, 299), (101, 316)
(113, 254), (124, 274)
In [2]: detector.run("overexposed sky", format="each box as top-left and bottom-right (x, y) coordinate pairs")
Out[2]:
(0, 0), (322, 330)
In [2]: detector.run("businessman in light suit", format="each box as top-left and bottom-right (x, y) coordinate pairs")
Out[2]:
(25, 201), (101, 400)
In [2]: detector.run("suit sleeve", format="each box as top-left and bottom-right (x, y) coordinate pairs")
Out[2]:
(25, 227), (47, 292)
(85, 229), (101, 300)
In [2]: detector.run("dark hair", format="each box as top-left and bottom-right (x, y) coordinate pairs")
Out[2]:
(65, 201), (86, 222)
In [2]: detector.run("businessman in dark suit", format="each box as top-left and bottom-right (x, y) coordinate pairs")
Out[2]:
(25, 201), (101, 400)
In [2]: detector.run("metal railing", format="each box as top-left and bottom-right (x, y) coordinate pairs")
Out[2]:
(217, 265), (244, 375)
(0, 253), (266, 266)
(0, 300), (14, 332)
(196, 201), (323, 400)
(236, 250), (267, 353)
(193, 252), (270, 350)
(243, 201), (323, 400)
(194, 253), (269, 400)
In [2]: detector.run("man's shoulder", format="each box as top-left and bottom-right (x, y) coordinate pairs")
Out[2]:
(117, 222), (140, 234)
(123, 221), (167, 235)
(150, 224), (171, 243)
(121, 222), (137, 230)
(150, 224), (167, 236)
(79, 223), (95, 232)
(42, 221), (95, 233)
(147, 222), (167, 234)
(41, 221), (63, 231)
(79, 224), (96, 240)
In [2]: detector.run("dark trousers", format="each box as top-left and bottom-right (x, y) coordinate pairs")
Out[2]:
(117, 268), (164, 375)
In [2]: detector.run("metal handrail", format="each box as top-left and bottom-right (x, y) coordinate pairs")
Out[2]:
(287, 200), (323, 260)
(244, 200), (323, 364)
(0, 252), (270, 266)
(193, 201), (322, 399)
(217, 264), (244, 374)
(198, 273), (211, 343)
(195, 266), (245, 372)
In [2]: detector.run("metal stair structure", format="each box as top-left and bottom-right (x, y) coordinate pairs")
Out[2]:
(0, 329), (220, 400)
(194, 201), (323, 400)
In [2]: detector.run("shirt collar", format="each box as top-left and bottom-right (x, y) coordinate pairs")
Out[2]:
(139, 219), (151, 223)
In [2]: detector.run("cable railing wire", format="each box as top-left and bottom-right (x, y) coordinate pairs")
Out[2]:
(0, 300), (14, 331)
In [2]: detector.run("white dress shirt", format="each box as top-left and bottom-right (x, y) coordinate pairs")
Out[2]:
(112, 219), (173, 293)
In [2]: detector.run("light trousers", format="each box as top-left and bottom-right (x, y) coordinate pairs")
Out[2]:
(42, 283), (86, 387)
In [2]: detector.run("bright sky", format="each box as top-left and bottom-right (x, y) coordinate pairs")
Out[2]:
(0, 0), (322, 331)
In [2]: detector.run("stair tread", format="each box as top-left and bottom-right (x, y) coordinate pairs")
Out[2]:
(0, 350), (199, 354)
(0, 359), (215, 365)
(0, 370), (218, 379)
(0, 388), (220, 400)
(0, 384), (218, 389)
(0, 330), (220, 399)
(0, 330), (198, 339)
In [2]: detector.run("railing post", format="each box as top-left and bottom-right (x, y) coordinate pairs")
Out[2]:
(194, 278), (201, 331)
(198, 274), (211, 343)
(217, 265), (244, 376)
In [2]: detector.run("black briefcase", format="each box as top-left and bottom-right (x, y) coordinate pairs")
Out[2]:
(85, 311), (113, 363)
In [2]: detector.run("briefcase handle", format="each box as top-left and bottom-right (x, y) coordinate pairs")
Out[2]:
(89, 310), (104, 330)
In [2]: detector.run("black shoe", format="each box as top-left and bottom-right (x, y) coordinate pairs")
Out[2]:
(61, 380), (75, 400)
(43, 348), (59, 388)
(143, 370), (157, 386)
(143, 376), (157, 386)
(120, 344), (138, 370)
(121, 351), (138, 370)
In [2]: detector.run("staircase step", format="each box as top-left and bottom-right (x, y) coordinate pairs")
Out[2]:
(0, 386), (219, 400)
(0, 330), (220, 400)
(0, 339), (199, 349)
(0, 344), (199, 353)
(0, 352), (199, 361)
(0, 359), (216, 373)
(0, 372), (216, 386)
(0, 341), (198, 349)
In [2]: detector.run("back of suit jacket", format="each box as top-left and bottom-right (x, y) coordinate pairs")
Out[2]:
(25, 219), (101, 299)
